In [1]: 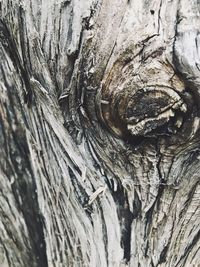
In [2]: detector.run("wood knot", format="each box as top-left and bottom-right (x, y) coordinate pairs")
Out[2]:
(97, 85), (189, 138)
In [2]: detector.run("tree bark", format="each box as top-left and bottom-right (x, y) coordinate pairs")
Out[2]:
(1, 0), (200, 266)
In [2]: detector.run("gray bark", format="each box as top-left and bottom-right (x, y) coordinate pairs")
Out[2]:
(0, 0), (200, 266)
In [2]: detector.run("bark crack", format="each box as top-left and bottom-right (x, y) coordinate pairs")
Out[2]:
(112, 184), (134, 263)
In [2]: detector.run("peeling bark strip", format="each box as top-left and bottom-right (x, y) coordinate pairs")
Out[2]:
(1, 0), (200, 266)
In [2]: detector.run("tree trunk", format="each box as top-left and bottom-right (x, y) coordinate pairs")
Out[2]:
(1, 0), (200, 266)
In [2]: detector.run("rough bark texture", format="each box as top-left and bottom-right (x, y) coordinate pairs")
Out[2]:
(1, 0), (200, 266)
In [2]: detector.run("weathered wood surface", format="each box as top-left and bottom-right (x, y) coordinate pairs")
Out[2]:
(0, 0), (200, 266)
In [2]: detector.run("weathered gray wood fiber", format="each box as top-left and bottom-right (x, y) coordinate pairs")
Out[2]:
(0, 0), (200, 266)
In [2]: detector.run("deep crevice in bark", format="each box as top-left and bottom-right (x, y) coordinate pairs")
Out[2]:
(112, 184), (134, 263)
